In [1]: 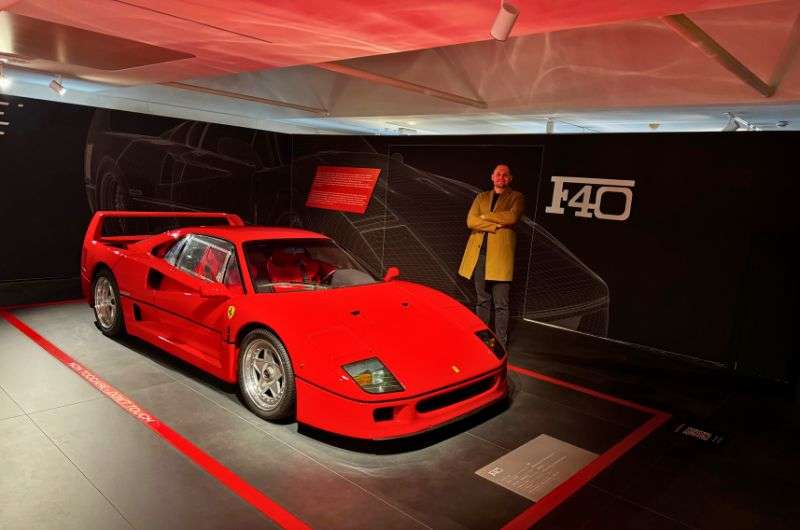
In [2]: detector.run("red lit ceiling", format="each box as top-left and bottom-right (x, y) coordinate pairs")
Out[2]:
(0, 0), (780, 85)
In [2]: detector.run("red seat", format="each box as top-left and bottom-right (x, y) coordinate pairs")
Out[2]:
(266, 249), (319, 283)
(244, 250), (268, 281)
(195, 246), (225, 281)
(266, 250), (301, 283)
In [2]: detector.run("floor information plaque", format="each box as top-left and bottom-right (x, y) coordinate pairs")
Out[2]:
(475, 434), (598, 501)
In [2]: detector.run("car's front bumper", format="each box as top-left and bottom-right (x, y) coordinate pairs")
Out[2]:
(296, 366), (507, 440)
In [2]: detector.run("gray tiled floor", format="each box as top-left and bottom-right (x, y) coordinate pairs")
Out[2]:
(0, 319), (99, 413)
(2, 303), (653, 529)
(0, 415), (133, 530)
(129, 380), (427, 529)
(30, 398), (278, 530)
(0, 386), (23, 420)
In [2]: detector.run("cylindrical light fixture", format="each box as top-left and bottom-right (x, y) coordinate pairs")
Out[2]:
(49, 76), (66, 96)
(490, 1), (519, 41)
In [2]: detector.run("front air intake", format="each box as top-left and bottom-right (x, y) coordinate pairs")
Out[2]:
(416, 377), (496, 413)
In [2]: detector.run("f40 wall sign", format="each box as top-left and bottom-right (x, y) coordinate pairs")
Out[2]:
(545, 176), (635, 221)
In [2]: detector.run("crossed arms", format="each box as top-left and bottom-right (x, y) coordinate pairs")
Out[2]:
(466, 192), (525, 233)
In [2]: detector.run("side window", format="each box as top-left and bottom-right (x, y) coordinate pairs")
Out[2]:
(202, 125), (259, 167)
(187, 123), (205, 149)
(163, 236), (188, 265)
(176, 236), (233, 283)
(164, 122), (190, 143)
(224, 255), (244, 294)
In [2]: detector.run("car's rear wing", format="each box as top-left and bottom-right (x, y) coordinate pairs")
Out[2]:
(84, 210), (245, 247)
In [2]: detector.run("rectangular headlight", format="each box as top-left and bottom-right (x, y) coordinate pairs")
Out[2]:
(475, 329), (505, 360)
(342, 358), (404, 394)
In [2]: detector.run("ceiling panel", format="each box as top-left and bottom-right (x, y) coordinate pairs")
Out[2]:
(2, 0), (778, 85)
(1, 0), (798, 134)
(0, 11), (193, 70)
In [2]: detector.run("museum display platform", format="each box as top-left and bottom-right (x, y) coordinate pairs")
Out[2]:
(0, 301), (796, 530)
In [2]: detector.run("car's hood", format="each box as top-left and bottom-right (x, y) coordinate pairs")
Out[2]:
(286, 281), (500, 398)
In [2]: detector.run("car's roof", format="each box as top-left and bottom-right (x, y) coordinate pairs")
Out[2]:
(177, 225), (329, 244)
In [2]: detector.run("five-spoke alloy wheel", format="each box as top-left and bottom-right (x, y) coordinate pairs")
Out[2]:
(238, 329), (296, 420)
(92, 269), (125, 337)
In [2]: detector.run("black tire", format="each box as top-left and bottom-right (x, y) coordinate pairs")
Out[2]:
(238, 329), (296, 421)
(92, 269), (125, 337)
(98, 162), (130, 211)
(97, 161), (130, 233)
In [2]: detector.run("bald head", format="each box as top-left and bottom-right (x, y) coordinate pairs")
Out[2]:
(491, 164), (512, 193)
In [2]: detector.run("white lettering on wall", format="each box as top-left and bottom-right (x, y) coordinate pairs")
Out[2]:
(545, 176), (635, 221)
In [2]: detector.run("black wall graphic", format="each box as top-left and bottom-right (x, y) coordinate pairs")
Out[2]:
(1, 95), (796, 382)
(0, 97), (94, 282)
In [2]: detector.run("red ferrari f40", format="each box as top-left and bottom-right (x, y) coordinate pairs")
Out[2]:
(81, 211), (507, 439)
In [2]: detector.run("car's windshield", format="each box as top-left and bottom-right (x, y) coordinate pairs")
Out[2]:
(244, 239), (377, 293)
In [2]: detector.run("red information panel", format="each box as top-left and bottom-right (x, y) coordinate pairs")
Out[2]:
(305, 166), (382, 214)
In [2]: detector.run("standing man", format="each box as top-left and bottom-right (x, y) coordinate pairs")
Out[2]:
(458, 164), (525, 347)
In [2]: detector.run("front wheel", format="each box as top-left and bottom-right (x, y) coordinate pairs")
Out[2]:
(238, 329), (296, 421)
(92, 270), (125, 337)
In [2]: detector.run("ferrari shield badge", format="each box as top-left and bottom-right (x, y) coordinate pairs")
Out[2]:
(451, 365), (461, 374)
(226, 305), (236, 320)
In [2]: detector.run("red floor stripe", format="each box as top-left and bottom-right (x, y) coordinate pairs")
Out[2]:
(509, 363), (663, 415)
(501, 412), (670, 529)
(504, 362), (672, 529)
(0, 308), (310, 530)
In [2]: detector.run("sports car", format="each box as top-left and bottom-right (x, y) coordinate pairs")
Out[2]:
(81, 211), (508, 439)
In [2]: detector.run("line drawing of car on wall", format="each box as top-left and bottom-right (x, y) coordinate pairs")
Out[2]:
(84, 110), (291, 219)
(84, 110), (609, 336)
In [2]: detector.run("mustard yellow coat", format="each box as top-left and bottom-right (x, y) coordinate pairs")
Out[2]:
(458, 189), (525, 282)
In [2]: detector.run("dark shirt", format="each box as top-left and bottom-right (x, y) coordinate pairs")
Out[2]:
(480, 192), (501, 256)
(490, 192), (499, 212)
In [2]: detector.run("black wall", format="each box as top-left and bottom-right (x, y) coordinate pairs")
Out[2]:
(0, 96), (93, 282)
(0, 95), (795, 384)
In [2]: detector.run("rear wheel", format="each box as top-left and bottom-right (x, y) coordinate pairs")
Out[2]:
(99, 165), (129, 211)
(98, 162), (130, 233)
(92, 270), (125, 337)
(238, 329), (296, 421)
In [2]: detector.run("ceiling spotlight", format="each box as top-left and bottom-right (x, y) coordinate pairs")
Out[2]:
(0, 64), (11, 90)
(49, 76), (66, 96)
(722, 112), (760, 132)
(490, 1), (519, 41)
(722, 113), (739, 132)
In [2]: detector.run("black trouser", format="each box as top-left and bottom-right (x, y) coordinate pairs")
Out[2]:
(474, 253), (511, 346)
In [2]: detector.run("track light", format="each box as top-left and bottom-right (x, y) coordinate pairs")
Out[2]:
(49, 76), (66, 96)
(490, 1), (519, 41)
(722, 113), (739, 132)
(722, 112), (760, 132)
(0, 64), (10, 90)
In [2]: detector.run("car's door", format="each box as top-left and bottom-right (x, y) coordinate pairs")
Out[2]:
(148, 234), (238, 370)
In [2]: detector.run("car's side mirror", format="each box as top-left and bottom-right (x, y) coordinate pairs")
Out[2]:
(383, 266), (400, 282)
(199, 282), (229, 299)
